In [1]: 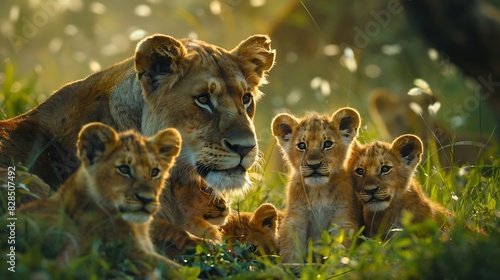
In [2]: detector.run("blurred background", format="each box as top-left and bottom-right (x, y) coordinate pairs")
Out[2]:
(1, 0), (498, 206)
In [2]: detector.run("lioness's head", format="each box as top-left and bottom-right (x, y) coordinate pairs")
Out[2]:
(77, 123), (181, 223)
(349, 134), (423, 212)
(272, 108), (360, 186)
(368, 88), (439, 141)
(134, 34), (275, 193)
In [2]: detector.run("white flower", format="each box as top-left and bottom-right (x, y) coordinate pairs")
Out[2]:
(458, 166), (469, 177)
(409, 102), (423, 115)
(428, 101), (441, 116)
(414, 78), (430, 90)
(413, 78), (433, 94)
(407, 87), (422, 96)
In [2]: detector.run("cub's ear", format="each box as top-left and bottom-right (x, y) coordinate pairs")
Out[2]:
(231, 34), (276, 89)
(148, 128), (182, 165)
(271, 113), (298, 150)
(331, 107), (360, 145)
(135, 34), (187, 94)
(77, 123), (119, 166)
(251, 203), (278, 230)
(390, 134), (423, 167)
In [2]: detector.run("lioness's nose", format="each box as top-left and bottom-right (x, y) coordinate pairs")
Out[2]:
(224, 140), (255, 158)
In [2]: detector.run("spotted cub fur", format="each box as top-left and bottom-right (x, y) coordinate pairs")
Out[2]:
(348, 134), (452, 239)
(272, 108), (363, 263)
(14, 123), (182, 277)
(221, 203), (280, 255)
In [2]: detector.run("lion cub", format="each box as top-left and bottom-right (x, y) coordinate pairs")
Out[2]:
(151, 177), (230, 257)
(16, 123), (182, 277)
(348, 134), (452, 239)
(272, 108), (363, 263)
(221, 203), (280, 255)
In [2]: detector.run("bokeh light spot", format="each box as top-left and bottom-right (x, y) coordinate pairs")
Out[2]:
(135, 5), (152, 17)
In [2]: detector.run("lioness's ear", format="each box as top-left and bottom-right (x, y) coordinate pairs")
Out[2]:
(391, 134), (423, 167)
(369, 88), (398, 113)
(251, 203), (278, 230)
(332, 107), (360, 145)
(148, 128), (182, 164)
(135, 34), (187, 94)
(271, 113), (298, 150)
(77, 123), (119, 166)
(231, 34), (276, 87)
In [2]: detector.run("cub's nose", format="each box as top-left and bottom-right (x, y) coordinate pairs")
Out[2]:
(215, 203), (227, 212)
(306, 162), (322, 171)
(364, 186), (379, 195)
(135, 192), (154, 204)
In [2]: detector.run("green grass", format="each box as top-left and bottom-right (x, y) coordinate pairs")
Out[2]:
(0, 61), (39, 120)
(1, 66), (499, 279)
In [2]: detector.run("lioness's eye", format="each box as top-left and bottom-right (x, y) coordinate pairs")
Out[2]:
(196, 94), (210, 105)
(242, 94), (252, 106)
(151, 168), (161, 179)
(381, 165), (392, 174)
(323, 140), (333, 149)
(355, 168), (364, 176)
(117, 165), (131, 177)
(297, 142), (306, 151)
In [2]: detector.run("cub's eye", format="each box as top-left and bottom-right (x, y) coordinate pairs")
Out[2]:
(381, 165), (392, 174)
(117, 165), (131, 177)
(195, 94), (210, 105)
(242, 94), (253, 107)
(323, 140), (333, 149)
(297, 142), (306, 151)
(151, 168), (161, 179)
(355, 168), (364, 176)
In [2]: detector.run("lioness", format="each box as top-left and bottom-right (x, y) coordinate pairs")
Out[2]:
(0, 34), (275, 193)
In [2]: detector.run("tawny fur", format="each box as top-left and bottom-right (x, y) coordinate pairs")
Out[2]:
(0, 34), (275, 258)
(15, 123), (182, 277)
(347, 134), (452, 239)
(272, 108), (363, 263)
(0, 34), (275, 195)
(221, 203), (280, 255)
